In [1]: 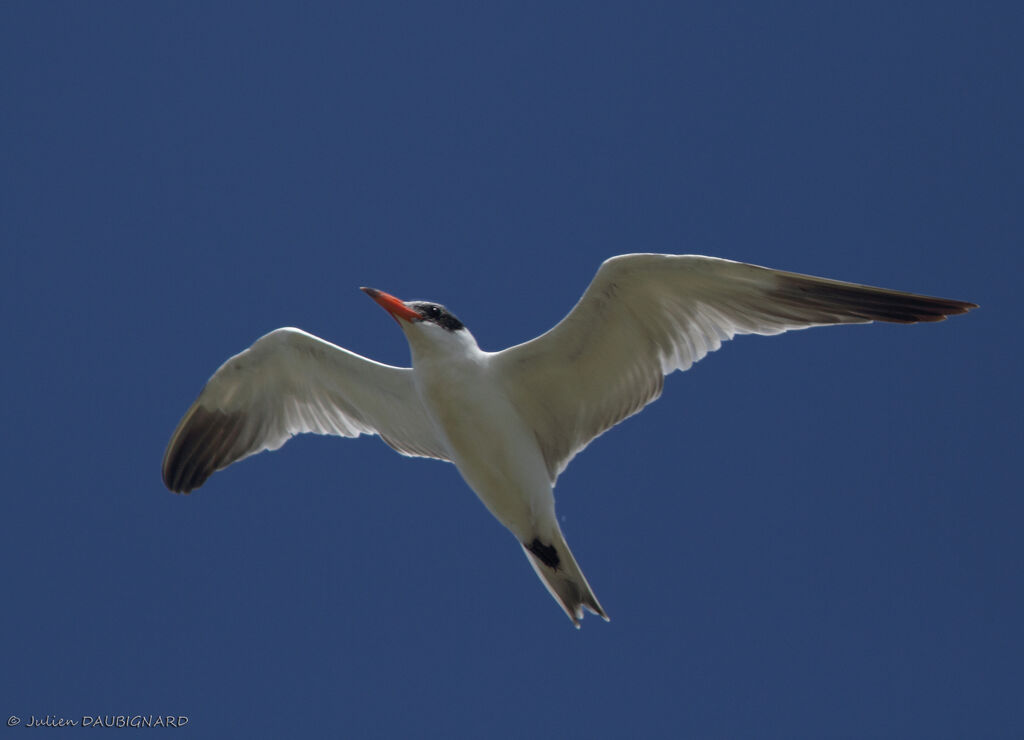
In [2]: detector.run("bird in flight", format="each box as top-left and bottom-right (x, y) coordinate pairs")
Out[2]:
(162, 254), (975, 626)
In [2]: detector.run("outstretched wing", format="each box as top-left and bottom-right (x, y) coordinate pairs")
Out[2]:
(494, 254), (976, 482)
(162, 327), (450, 493)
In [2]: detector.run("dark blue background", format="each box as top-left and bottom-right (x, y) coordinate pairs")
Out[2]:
(2, 3), (1019, 737)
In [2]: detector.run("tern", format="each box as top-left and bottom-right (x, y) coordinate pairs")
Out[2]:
(162, 254), (975, 626)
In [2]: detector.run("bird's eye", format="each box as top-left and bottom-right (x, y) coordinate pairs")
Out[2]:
(427, 306), (441, 318)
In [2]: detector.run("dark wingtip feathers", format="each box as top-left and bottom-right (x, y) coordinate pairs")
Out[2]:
(771, 274), (978, 325)
(162, 405), (248, 494)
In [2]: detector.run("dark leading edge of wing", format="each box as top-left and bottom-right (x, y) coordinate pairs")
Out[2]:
(768, 272), (977, 324)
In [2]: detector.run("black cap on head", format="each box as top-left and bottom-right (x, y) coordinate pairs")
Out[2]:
(409, 301), (465, 332)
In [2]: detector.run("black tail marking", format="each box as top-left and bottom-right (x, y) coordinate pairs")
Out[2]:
(526, 538), (560, 570)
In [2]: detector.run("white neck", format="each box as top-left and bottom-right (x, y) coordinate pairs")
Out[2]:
(401, 322), (485, 369)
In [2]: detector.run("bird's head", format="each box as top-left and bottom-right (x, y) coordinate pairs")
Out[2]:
(360, 287), (478, 359)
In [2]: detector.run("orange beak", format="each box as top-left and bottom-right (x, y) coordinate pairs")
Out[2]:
(361, 287), (422, 324)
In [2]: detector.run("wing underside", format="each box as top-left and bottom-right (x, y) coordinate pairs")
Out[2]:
(495, 254), (975, 481)
(162, 327), (450, 493)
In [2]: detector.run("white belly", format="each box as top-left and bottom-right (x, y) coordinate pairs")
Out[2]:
(418, 364), (554, 541)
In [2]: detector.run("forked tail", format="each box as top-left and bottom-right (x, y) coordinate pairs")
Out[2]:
(521, 528), (609, 628)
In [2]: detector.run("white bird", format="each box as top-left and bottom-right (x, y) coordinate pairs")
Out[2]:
(162, 254), (975, 626)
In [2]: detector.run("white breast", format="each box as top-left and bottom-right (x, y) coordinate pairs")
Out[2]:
(413, 346), (554, 542)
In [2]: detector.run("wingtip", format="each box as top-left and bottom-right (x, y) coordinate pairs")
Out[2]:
(161, 404), (247, 495)
(770, 273), (979, 324)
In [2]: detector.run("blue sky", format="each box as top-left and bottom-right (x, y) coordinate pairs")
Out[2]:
(2, 2), (1020, 737)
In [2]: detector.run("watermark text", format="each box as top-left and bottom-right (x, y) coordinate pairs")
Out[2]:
(8, 715), (188, 729)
